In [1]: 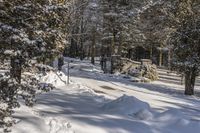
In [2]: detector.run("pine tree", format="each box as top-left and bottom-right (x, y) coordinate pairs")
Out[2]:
(0, 0), (72, 130)
(170, 7), (200, 95)
(139, 0), (200, 95)
(101, 0), (150, 72)
(164, 0), (200, 95)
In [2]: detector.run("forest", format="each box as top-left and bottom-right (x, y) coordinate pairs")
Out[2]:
(0, 0), (200, 133)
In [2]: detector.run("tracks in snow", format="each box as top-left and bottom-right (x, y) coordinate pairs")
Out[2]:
(32, 110), (74, 133)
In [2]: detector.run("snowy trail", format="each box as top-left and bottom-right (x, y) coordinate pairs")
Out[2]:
(66, 59), (200, 121)
(71, 74), (200, 121)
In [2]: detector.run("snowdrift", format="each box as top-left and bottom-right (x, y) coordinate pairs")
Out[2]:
(40, 71), (68, 87)
(154, 109), (200, 133)
(102, 95), (153, 120)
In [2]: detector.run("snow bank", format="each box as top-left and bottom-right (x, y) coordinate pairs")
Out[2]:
(156, 108), (186, 122)
(64, 82), (107, 103)
(154, 108), (200, 133)
(102, 95), (153, 117)
(40, 71), (68, 87)
(78, 86), (106, 103)
(134, 109), (153, 120)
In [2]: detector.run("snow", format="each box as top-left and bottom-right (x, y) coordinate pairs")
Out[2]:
(11, 58), (200, 133)
(46, 117), (74, 133)
(134, 109), (153, 120)
(0, 103), (8, 110)
(102, 94), (151, 116)
(40, 71), (68, 88)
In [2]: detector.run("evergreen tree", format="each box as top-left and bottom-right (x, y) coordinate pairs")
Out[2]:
(0, 0), (71, 130)
(139, 0), (200, 95)
(170, 1), (200, 95)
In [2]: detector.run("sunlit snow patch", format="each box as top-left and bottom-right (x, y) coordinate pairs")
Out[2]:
(102, 94), (153, 119)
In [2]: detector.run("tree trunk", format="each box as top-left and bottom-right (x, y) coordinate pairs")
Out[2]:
(10, 56), (22, 83)
(58, 55), (64, 71)
(91, 31), (96, 65)
(150, 45), (153, 59)
(80, 39), (84, 60)
(80, 16), (84, 61)
(110, 33), (115, 74)
(184, 69), (196, 95)
(168, 49), (171, 70)
(87, 47), (91, 60)
(159, 49), (163, 67)
(117, 32), (122, 56)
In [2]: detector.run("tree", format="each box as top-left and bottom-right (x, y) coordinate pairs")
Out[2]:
(101, 0), (150, 72)
(67, 0), (89, 59)
(139, 0), (176, 66)
(141, 0), (200, 95)
(0, 0), (71, 130)
(163, 0), (200, 95)
(84, 0), (102, 64)
(171, 16), (200, 95)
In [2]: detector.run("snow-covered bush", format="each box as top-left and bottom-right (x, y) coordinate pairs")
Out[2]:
(119, 58), (158, 81)
(120, 58), (141, 74)
(140, 64), (158, 81)
(128, 64), (158, 81)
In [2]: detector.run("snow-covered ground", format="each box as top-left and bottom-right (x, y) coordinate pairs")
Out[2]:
(12, 58), (200, 133)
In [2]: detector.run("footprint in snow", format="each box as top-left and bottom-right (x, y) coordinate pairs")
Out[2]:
(32, 110), (45, 117)
(45, 117), (74, 133)
(31, 110), (74, 133)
